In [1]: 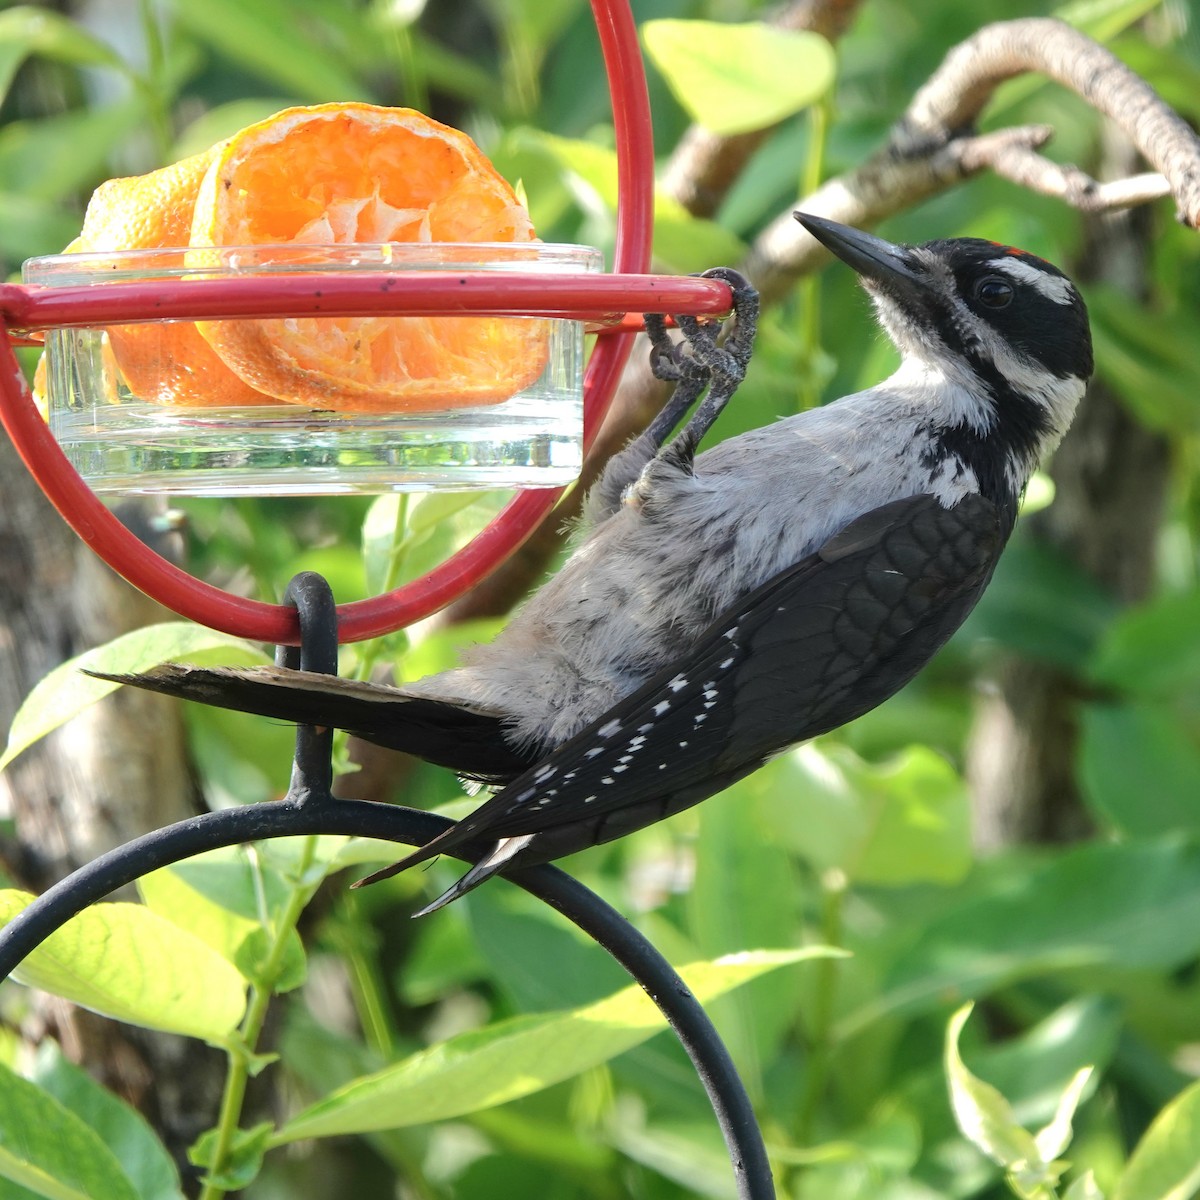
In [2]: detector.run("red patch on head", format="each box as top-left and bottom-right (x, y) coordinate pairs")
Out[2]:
(987, 240), (1033, 259)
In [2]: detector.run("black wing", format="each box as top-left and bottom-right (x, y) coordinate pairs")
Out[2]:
(85, 664), (534, 783)
(380, 491), (1006, 874)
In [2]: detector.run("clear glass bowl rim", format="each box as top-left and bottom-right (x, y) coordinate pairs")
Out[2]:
(23, 242), (605, 283)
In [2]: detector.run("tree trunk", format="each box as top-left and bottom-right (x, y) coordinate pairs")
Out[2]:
(0, 435), (228, 1189)
(968, 131), (1171, 850)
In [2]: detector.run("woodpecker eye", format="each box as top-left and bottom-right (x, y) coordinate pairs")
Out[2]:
(975, 276), (1014, 308)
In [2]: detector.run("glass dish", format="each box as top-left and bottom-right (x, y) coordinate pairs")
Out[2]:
(24, 242), (601, 496)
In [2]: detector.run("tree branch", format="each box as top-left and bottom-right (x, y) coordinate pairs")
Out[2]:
(750, 17), (1200, 298)
(902, 16), (1200, 224)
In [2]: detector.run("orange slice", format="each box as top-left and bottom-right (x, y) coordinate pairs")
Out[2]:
(189, 103), (548, 414)
(73, 149), (275, 407)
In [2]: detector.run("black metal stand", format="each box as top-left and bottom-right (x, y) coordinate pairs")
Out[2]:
(0, 572), (775, 1199)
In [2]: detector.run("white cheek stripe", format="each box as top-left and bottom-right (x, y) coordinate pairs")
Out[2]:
(987, 257), (1076, 305)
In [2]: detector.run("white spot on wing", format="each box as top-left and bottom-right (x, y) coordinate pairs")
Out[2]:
(598, 718), (622, 738)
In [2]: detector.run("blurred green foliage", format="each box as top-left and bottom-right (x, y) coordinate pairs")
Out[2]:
(2, 0), (1200, 1197)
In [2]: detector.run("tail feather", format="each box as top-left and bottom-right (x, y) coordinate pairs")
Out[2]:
(88, 663), (533, 782)
(355, 834), (537, 916)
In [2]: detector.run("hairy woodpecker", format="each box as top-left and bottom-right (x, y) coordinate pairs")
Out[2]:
(99, 215), (1093, 914)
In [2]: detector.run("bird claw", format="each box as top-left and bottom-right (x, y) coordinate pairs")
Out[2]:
(645, 313), (685, 382)
(642, 267), (760, 455)
(647, 316), (712, 386)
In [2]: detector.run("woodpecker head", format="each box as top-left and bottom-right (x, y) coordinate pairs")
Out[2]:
(795, 212), (1092, 508)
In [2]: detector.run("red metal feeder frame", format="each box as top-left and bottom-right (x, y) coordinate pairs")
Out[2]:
(0, 0), (732, 645)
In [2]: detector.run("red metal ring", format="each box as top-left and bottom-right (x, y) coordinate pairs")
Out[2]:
(0, 0), (677, 644)
(1, 273), (731, 331)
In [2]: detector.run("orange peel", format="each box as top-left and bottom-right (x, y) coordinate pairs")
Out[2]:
(61, 104), (547, 414)
(190, 104), (546, 414)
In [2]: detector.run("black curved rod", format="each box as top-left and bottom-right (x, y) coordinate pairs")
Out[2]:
(277, 570), (339, 802)
(0, 798), (775, 1198)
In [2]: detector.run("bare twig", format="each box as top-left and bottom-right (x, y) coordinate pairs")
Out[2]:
(750, 17), (1200, 297)
(982, 150), (1171, 212)
(902, 16), (1200, 223)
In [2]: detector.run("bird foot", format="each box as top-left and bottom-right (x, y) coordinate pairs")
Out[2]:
(644, 268), (760, 455)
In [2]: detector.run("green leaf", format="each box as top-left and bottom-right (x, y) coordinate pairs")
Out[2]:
(846, 839), (1200, 1035)
(686, 785), (804, 1088)
(1113, 1077), (1200, 1200)
(167, 0), (370, 102)
(138, 849), (306, 992)
(642, 20), (834, 136)
(399, 906), (490, 1007)
(1089, 285), (1200, 436)
(1089, 591), (1200, 699)
(945, 1005), (1043, 1170)
(1056, 0), (1168, 46)
(405, 30), (498, 106)
(606, 1113), (744, 1199)
(28, 1043), (184, 1200)
(1033, 1066), (1094, 1163)
(975, 996), (1119, 1129)
(512, 129), (746, 272)
(482, 0), (580, 57)
(0, 104), (144, 204)
(1065, 1171), (1106, 1200)
(771, 742), (972, 886)
(362, 492), (509, 597)
(0, 192), (81, 262)
(1080, 704), (1200, 837)
(0, 891), (245, 1042)
(0, 1059), (139, 1200)
(277, 948), (833, 1140)
(188, 1123), (273, 1192)
(1, 623), (268, 771)
(397, 618), (506, 683)
(0, 7), (127, 103)
(963, 535), (1118, 670)
(467, 890), (630, 1013)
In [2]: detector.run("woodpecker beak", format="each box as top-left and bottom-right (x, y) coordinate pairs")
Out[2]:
(794, 213), (923, 298)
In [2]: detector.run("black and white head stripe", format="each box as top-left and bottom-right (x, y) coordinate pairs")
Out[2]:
(893, 238), (1093, 385)
(986, 253), (1077, 305)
